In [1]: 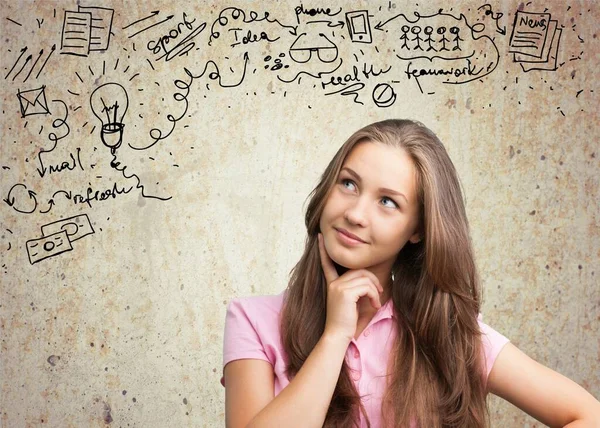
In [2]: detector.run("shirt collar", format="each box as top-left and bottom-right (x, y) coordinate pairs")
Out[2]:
(371, 297), (396, 324)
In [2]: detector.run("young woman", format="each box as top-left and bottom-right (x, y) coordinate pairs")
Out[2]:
(221, 119), (600, 427)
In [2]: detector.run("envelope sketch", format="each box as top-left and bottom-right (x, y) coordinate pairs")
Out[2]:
(17, 85), (50, 118)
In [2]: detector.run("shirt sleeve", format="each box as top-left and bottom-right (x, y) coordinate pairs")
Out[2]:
(477, 313), (510, 383)
(221, 298), (271, 386)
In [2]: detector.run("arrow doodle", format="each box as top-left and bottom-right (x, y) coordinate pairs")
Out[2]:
(35, 44), (55, 79)
(5, 46), (27, 80)
(123, 10), (160, 29)
(12, 54), (32, 81)
(3, 184), (38, 214)
(23, 49), (44, 83)
(128, 14), (174, 38)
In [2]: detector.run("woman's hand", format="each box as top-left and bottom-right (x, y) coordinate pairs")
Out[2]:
(318, 233), (383, 343)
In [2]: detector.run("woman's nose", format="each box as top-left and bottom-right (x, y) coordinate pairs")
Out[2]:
(343, 198), (369, 227)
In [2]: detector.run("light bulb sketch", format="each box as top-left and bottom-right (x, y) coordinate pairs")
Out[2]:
(89, 82), (129, 154)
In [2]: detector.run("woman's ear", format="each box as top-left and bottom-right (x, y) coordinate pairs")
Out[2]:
(409, 232), (421, 244)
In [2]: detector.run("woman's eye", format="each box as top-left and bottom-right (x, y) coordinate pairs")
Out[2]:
(381, 197), (398, 209)
(341, 179), (356, 191)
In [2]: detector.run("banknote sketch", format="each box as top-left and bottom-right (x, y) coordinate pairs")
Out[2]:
(25, 214), (95, 264)
(26, 230), (73, 264)
(41, 214), (95, 243)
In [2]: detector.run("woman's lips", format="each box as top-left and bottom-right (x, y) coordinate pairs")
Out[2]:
(335, 228), (366, 245)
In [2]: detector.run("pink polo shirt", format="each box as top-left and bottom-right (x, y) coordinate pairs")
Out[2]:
(221, 290), (509, 427)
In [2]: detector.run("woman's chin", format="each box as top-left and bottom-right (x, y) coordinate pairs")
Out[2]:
(331, 256), (367, 272)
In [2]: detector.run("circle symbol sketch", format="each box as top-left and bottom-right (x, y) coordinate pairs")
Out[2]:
(372, 83), (396, 108)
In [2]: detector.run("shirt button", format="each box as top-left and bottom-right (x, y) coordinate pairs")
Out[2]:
(354, 350), (359, 358)
(352, 371), (361, 381)
(364, 329), (370, 337)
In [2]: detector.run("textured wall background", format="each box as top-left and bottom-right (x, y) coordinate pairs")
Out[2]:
(1, 0), (598, 426)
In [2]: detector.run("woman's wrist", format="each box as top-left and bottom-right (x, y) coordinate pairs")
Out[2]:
(321, 329), (353, 348)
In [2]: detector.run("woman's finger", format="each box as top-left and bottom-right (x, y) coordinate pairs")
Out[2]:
(338, 269), (383, 293)
(340, 281), (382, 309)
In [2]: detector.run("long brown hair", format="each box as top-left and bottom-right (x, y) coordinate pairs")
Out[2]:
(280, 119), (488, 427)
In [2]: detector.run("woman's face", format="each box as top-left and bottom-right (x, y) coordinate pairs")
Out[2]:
(319, 141), (421, 275)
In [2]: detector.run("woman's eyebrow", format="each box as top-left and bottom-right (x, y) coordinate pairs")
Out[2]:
(341, 167), (408, 203)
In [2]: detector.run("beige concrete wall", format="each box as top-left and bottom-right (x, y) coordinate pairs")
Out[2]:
(1, 0), (597, 426)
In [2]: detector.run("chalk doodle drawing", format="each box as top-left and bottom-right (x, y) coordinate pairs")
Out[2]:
(208, 7), (297, 46)
(3, 183), (38, 215)
(16, 86), (51, 117)
(88, 82), (172, 202)
(89, 83), (129, 155)
(294, 5), (342, 26)
(0, 2), (588, 267)
(26, 214), (95, 264)
(60, 6), (114, 57)
(375, 10), (500, 94)
(33, 97), (72, 182)
(276, 29), (344, 84)
(40, 214), (95, 242)
(126, 11), (175, 39)
(476, 4), (506, 36)
(26, 230), (73, 264)
(372, 83), (397, 108)
(509, 10), (562, 72)
(144, 12), (206, 62)
(289, 32), (339, 63)
(345, 10), (372, 43)
(4, 45), (56, 82)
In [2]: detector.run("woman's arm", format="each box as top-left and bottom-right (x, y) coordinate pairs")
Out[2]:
(487, 342), (600, 427)
(225, 234), (383, 427)
(224, 332), (350, 428)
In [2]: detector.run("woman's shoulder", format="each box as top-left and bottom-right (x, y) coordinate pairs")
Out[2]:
(222, 291), (288, 385)
(476, 313), (511, 379)
(226, 290), (286, 323)
(477, 313), (510, 345)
